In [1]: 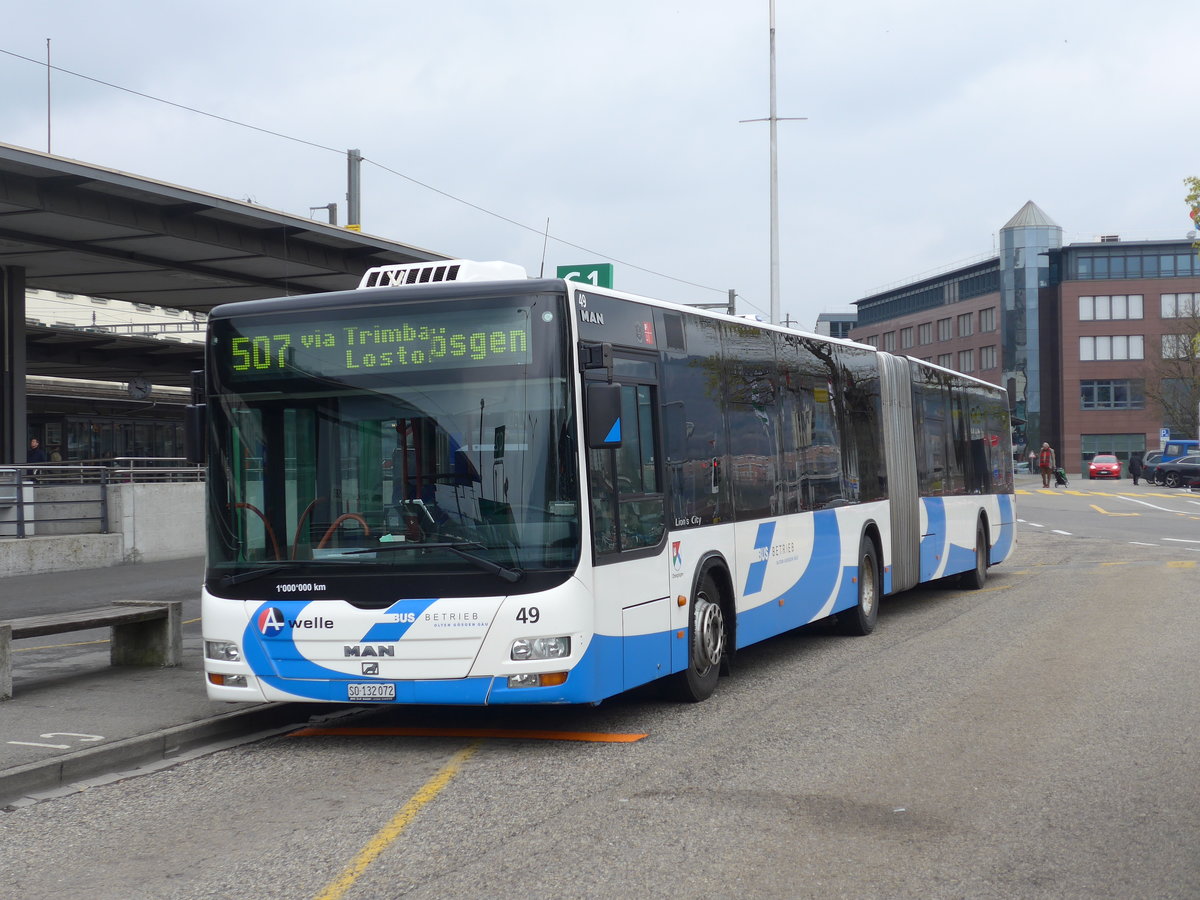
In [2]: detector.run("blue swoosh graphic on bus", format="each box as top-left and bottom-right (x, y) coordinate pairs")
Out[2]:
(743, 521), (776, 596)
(920, 497), (947, 581)
(359, 598), (438, 642)
(738, 511), (842, 646)
(991, 493), (1015, 564)
(239, 605), (635, 705)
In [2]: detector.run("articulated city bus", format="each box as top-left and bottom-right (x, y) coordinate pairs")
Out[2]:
(193, 260), (1015, 705)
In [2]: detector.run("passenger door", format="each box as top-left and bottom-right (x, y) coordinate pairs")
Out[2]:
(586, 358), (671, 689)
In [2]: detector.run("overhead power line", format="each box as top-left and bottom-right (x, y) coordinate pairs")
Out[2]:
(0, 45), (752, 305)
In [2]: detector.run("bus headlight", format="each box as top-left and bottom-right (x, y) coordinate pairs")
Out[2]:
(510, 636), (570, 660)
(507, 672), (568, 689)
(205, 640), (242, 662)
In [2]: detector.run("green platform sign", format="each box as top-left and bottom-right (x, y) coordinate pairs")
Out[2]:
(557, 263), (613, 289)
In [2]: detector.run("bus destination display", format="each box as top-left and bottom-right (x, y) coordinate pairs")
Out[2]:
(221, 307), (532, 380)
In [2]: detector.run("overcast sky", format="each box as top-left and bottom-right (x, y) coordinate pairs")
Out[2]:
(3, 1), (1198, 328)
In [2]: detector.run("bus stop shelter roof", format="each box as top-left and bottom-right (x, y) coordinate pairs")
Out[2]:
(0, 141), (448, 312)
(0, 141), (453, 393)
(24, 323), (204, 388)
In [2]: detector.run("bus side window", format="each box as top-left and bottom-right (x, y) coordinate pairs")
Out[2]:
(616, 384), (664, 550)
(588, 383), (664, 555)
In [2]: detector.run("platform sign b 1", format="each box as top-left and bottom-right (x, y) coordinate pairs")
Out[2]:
(557, 263), (613, 289)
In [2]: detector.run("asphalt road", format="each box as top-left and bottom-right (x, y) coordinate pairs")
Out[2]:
(2, 486), (1198, 899)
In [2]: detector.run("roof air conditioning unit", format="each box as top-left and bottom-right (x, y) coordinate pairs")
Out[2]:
(358, 260), (527, 289)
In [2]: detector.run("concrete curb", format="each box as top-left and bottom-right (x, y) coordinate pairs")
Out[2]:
(0, 702), (325, 809)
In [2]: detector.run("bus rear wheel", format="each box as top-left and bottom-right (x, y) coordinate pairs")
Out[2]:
(836, 539), (879, 636)
(669, 573), (726, 702)
(959, 522), (989, 590)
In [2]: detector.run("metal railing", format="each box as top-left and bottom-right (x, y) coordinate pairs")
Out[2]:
(0, 465), (108, 538)
(32, 457), (205, 484)
(0, 459), (204, 539)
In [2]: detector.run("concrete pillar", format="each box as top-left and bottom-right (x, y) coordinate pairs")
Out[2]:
(111, 600), (183, 667)
(0, 265), (28, 465)
(0, 624), (12, 700)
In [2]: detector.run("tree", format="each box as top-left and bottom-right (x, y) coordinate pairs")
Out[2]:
(1142, 248), (1200, 437)
(1188, 176), (1200, 254)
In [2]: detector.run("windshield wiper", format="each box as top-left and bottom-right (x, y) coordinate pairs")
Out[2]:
(218, 564), (292, 588)
(343, 541), (524, 583)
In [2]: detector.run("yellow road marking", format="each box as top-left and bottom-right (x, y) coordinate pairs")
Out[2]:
(313, 740), (481, 900)
(1167, 561), (1197, 568)
(1089, 504), (1139, 517)
(13, 638), (108, 652)
(290, 726), (648, 743)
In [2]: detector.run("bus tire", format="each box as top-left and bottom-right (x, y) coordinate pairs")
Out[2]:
(959, 522), (989, 590)
(669, 572), (725, 702)
(837, 538), (879, 636)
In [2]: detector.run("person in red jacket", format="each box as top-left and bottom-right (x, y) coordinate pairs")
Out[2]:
(1038, 442), (1056, 488)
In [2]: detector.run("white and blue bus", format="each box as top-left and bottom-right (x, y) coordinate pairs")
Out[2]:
(193, 260), (1015, 705)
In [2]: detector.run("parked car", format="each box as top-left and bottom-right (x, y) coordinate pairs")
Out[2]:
(1139, 451), (1163, 479)
(1152, 455), (1200, 489)
(1087, 453), (1122, 480)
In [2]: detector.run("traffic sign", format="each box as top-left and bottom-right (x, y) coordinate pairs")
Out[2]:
(557, 263), (613, 289)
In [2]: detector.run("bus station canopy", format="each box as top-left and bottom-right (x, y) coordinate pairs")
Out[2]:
(0, 142), (445, 311)
(0, 142), (449, 458)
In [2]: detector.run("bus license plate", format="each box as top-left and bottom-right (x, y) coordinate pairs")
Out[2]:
(348, 682), (395, 701)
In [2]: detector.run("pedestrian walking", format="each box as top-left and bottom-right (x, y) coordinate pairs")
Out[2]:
(1039, 442), (1056, 488)
(1128, 452), (1143, 486)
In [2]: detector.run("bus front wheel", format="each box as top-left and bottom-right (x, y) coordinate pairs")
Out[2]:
(669, 573), (726, 702)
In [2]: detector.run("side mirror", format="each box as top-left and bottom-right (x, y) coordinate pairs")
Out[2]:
(184, 369), (207, 464)
(585, 382), (622, 449)
(184, 404), (207, 464)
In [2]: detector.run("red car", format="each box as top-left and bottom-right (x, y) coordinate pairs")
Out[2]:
(1087, 454), (1122, 479)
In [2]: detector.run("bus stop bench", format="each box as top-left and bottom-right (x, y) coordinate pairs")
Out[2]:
(0, 601), (182, 700)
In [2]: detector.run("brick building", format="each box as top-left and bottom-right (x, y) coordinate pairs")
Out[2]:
(849, 201), (1200, 475)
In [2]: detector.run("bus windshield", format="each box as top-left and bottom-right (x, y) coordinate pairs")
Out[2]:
(204, 291), (579, 593)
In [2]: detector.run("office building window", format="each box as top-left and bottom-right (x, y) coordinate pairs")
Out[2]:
(957, 349), (974, 372)
(1079, 335), (1144, 361)
(918, 322), (934, 345)
(937, 318), (952, 341)
(900, 327), (914, 349)
(937, 353), (953, 368)
(1161, 293), (1198, 318)
(957, 313), (973, 337)
(979, 345), (997, 370)
(1161, 334), (1199, 359)
(1080, 295), (1143, 321)
(1080, 379), (1144, 410)
(979, 307), (996, 332)
(882, 332), (896, 352)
